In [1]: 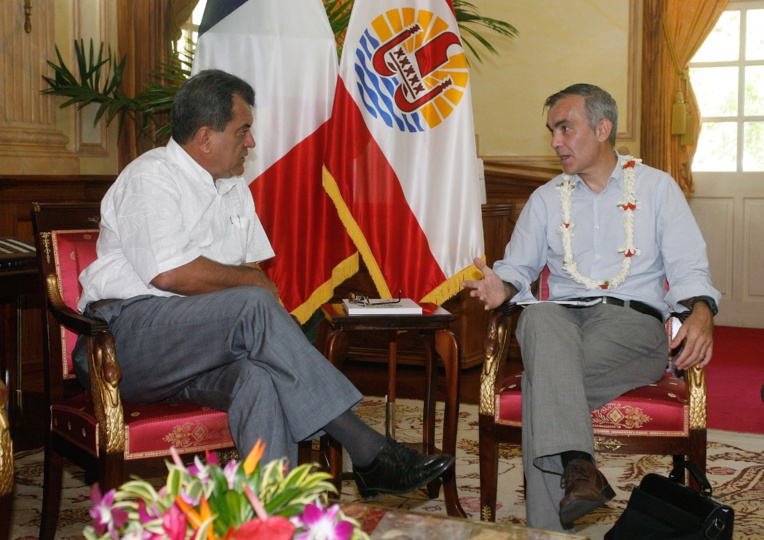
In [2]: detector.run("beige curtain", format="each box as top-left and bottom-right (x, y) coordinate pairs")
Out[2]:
(116, 0), (200, 168)
(641, 0), (728, 197)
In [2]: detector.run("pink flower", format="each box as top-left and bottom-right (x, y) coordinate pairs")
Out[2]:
(187, 450), (218, 483)
(162, 504), (188, 540)
(89, 484), (128, 538)
(223, 459), (239, 489)
(137, 499), (161, 523)
(231, 516), (296, 539)
(294, 503), (354, 540)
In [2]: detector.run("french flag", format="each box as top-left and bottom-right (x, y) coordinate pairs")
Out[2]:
(323, 0), (485, 304)
(193, 0), (357, 323)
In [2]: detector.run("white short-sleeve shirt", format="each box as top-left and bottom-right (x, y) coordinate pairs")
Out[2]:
(78, 139), (274, 311)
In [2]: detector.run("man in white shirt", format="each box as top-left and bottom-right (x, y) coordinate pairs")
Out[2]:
(75, 69), (453, 499)
(463, 83), (718, 532)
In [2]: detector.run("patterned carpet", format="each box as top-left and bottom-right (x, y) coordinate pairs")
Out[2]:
(9, 398), (764, 539)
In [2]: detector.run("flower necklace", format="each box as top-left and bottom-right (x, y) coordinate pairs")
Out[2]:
(556, 155), (641, 290)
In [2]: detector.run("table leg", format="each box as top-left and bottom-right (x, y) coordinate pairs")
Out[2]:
(14, 297), (23, 418)
(435, 329), (466, 518)
(386, 331), (397, 440)
(422, 333), (441, 499)
(0, 300), (19, 431)
(422, 334), (436, 453)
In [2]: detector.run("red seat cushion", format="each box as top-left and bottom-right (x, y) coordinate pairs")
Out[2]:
(496, 371), (688, 437)
(52, 394), (234, 459)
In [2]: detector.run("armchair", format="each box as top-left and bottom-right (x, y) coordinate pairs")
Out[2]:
(32, 202), (236, 540)
(478, 289), (707, 522)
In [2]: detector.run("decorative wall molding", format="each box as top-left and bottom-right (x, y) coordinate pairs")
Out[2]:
(73, 0), (110, 156)
(0, 0), (79, 174)
(621, 0), (639, 142)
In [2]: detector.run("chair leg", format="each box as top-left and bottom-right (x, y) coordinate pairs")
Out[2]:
(297, 440), (313, 466)
(688, 427), (708, 491)
(319, 434), (343, 494)
(40, 444), (64, 540)
(479, 414), (499, 522)
(99, 452), (125, 493)
(0, 492), (11, 540)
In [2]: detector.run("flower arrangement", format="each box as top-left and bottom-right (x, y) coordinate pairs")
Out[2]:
(84, 440), (369, 540)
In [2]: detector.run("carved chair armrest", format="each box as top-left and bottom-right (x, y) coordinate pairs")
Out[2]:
(44, 274), (126, 453)
(668, 311), (707, 431)
(479, 308), (515, 416)
(44, 273), (109, 335)
(0, 381), (7, 411)
(87, 332), (126, 455)
(0, 380), (11, 498)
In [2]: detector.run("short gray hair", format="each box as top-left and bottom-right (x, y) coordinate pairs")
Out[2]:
(544, 83), (618, 146)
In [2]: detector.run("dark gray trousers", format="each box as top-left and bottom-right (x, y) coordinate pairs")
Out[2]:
(73, 286), (362, 464)
(516, 302), (668, 532)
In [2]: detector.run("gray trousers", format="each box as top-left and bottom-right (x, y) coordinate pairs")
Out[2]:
(73, 286), (362, 465)
(516, 302), (668, 532)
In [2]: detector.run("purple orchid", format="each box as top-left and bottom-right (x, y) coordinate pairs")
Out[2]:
(294, 502), (354, 540)
(89, 483), (129, 539)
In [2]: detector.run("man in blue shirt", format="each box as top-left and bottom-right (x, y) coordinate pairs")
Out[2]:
(463, 83), (719, 532)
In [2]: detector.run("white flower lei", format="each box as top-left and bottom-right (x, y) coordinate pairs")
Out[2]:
(556, 155), (641, 290)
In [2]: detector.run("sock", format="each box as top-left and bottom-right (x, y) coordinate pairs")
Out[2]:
(561, 450), (594, 468)
(323, 409), (387, 467)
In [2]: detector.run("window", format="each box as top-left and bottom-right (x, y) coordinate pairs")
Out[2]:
(176, 1), (207, 57)
(690, 2), (764, 172)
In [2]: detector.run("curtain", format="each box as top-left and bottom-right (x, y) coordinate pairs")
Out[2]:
(116, 0), (199, 168)
(641, 0), (728, 197)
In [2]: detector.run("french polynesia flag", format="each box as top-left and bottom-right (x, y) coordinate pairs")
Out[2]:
(193, 0), (357, 323)
(324, 0), (485, 304)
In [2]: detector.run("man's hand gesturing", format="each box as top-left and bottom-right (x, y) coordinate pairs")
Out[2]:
(461, 258), (515, 310)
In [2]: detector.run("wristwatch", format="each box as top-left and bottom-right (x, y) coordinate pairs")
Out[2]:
(688, 296), (718, 316)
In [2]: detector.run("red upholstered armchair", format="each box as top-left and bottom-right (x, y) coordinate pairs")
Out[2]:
(32, 202), (236, 540)
(478, 272), (707, 522)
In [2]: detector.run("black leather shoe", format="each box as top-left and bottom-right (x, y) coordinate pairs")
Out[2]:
(352, 437), (455, 500)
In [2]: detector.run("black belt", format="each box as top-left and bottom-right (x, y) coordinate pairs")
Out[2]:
(565, 296), (663, 324)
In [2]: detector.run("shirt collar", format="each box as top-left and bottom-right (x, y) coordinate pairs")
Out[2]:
(571, 150), (625, 193)
(166, 138), (239, 196)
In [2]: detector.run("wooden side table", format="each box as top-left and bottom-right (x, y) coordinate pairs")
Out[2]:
(0, 238), (38, 430)
(317, 303), (466, 518)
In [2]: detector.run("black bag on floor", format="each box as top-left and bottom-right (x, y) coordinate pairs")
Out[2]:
(605, 461), (734, 540)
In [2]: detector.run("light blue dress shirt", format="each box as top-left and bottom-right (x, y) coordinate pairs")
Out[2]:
(493, 153), (720, 318)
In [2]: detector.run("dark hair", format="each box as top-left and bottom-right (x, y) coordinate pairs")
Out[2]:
(172, 69), (255, 145)
(544, 83), (618, 146)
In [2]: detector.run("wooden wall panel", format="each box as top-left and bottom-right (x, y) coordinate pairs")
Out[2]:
(0, 175), (114, 393)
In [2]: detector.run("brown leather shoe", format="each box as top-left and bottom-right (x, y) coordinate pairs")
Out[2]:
(559, 458), (615, 525)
